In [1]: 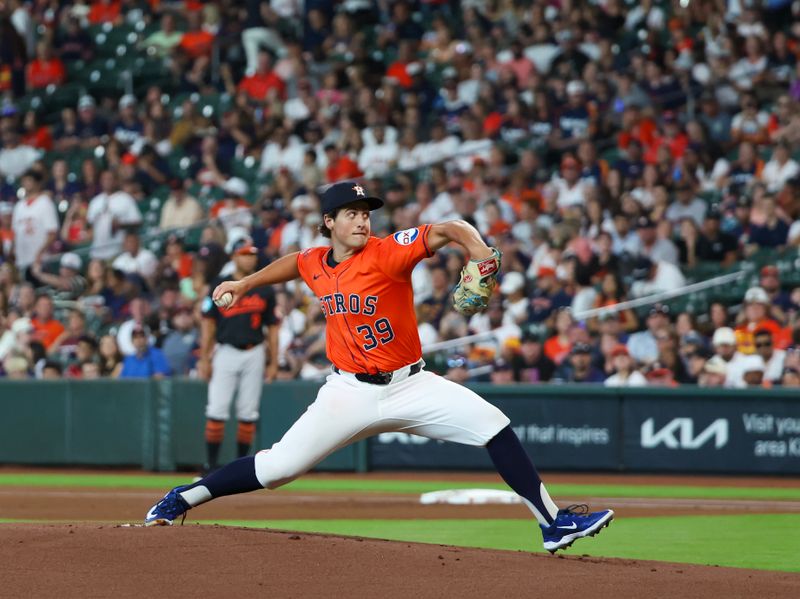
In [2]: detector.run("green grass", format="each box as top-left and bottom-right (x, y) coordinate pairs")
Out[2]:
(199, 514), (800, 573)
(1, 473), (799, 500)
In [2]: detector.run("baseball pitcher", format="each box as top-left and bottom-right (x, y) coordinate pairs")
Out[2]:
(146, 182), (613, 553)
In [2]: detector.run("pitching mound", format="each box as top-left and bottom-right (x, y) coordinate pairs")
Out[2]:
(2, 524), (797, 598)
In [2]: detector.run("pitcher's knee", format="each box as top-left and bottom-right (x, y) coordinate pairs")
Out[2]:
(477, 408), (511, 445)
(254, 449), (306, 490)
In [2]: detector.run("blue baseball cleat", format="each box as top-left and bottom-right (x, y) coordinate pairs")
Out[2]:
(144, 485), (192, 526)
(540, 504), (614, 553)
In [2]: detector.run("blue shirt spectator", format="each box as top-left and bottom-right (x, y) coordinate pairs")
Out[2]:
(120, 326), (171, 378)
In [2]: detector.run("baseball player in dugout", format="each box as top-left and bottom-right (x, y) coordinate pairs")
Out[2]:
(198, 236), (279, 476)
(146, 181), (613, 553)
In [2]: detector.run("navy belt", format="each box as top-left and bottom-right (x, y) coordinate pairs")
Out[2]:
(230, 343), (257, 350)
(334, 361), (423, 385)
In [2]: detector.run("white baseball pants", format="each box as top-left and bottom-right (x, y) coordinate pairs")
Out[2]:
(254, 365), (510, 489)
(206, 344), (265, 421)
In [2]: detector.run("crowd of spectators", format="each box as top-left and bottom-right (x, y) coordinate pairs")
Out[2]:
(1, 0), (800, 388)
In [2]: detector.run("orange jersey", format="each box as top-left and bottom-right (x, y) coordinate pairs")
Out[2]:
(297, 225), (434, 373)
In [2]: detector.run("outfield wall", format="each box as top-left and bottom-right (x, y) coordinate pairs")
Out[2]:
(2, 381), (798, 474)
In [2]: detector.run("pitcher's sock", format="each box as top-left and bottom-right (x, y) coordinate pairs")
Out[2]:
(486, 425), (559, 526)
(179, 456), (263, 507)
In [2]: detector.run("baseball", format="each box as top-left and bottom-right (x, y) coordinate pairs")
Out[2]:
(214, 292), (233, 308)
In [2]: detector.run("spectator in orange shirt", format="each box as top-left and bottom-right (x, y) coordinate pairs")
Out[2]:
(644, 112), (688, 164)
(544, 308), (574, 365)
(735, 286), (790, 354)
(238, 49), (286, 102)
(88, 0), (121, 25)
(26, 42), (65, 91)
(324, 143), (363, 183)
(31, 295), (65, 351)
(21, 111), (52, 151)
(617, 104), (657, 151)
(179, 10), (214, 60)
(385, 40), (416, 89)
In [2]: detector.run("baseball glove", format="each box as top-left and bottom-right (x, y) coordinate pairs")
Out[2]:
(452, 248), (502, 316)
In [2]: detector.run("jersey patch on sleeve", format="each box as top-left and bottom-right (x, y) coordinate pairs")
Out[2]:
(201, 296), (214, 314)
(392, 228), (420, 246)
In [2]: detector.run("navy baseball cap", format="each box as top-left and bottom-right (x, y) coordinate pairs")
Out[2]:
(320, 181), (383, 215)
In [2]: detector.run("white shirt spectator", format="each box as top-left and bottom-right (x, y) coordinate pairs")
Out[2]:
(418, 322), (439, 347)
(504, 297), (530, 325)
(630, 261), (687, 298)
(260, 136), (306, 176)
(11, 193), (58, 269)
(87, 191), (142, 260)
(422, 135), (460, 165)
(665, 198), (707, 227)
(214, 202), (254, 234)
(763, 349), (786, 383)
(411, 262), (433, 304)
(731, 110), (769, 138)
(788, 220), (800, 245)
(725, 353), (768, 388)
(358, 141), (399, 178)
(729, 56), (767, 90)
(453, 138), (493, 174)
(283, 97), (312, 123)
(458, 79), (480, 105)
(627, 330), (658, 363)
(761, 158), (799, 193)
(420, 191), (458, 223)
(112, 248), (159, 280)
(604, 370), (648, 387)
(629, 236), (680, 266)
(551, 177), (592, 210)
(362, 126), (398, 147)
(571, 287), (598, 316)
(0, 144), (41, 180)
(280, 220), (328, 253)
(624, 3), (665, 30)
(278, 307), (306, 363)
(397, 144), (429, 171)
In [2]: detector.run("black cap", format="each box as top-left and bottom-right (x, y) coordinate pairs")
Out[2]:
(521, 325), (547, 343)
(571, 342), (592, 355)
(77, 334), (98, 349)
(631, 256), (654, 280)
(636, 215), (654, 229)
(706, 204), (722, 220)
(320, 181), (383, 215)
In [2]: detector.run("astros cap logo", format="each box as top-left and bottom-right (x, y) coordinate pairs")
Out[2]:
(352, 184), (366, 197)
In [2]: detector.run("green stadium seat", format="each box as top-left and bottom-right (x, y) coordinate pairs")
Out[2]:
(231, 156), (259, 185)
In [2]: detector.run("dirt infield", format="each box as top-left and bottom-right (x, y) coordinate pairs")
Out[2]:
(2, 524), (798, 599)
(3, 485), (800, 521)
(2, 471), (799, 597)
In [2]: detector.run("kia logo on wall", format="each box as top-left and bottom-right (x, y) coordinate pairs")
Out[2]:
(641, 418), (729, 450)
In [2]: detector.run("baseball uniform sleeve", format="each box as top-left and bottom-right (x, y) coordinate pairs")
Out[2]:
(201, 282), (220, 320)
(375, 225), (433, 280)
(261, 286), (278, 326)
(296, 247), (326, 287)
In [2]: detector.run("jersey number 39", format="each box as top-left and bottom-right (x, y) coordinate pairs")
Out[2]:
(355, 318), (395, 351)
